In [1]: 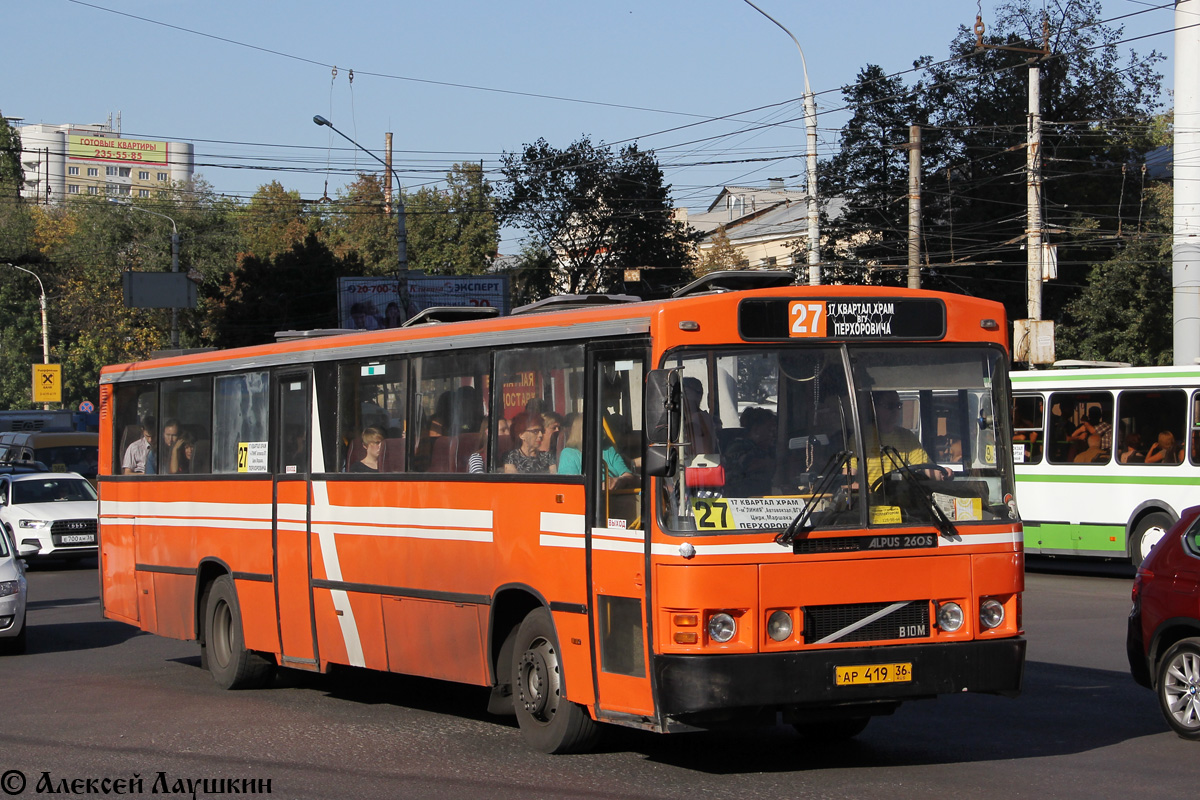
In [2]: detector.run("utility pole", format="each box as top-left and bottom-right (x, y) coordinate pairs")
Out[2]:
(384, 132), (394, 216)
(907, 124), (922, 289)
(1175, 0), (1200, 365)
(1026, 65), (1043, 321)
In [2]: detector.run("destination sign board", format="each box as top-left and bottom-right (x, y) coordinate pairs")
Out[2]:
(738, 297), (946, 341)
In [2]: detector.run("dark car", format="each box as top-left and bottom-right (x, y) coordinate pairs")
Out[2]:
(1128, 504), (1200, 739)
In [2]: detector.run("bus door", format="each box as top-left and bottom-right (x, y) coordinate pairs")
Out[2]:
(587, 347), (654, 718)
(273, 371), (317, 667)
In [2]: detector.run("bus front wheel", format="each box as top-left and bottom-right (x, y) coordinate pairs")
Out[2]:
(1130, 512), (1172, 569)
(511, 607), (599, 754)
(204, 575), (274, 690)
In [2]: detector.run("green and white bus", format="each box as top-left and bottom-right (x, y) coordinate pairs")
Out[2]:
(1011, 364), (1200, 567)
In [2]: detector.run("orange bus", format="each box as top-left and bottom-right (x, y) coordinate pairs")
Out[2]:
(98, 273), (1025, 753)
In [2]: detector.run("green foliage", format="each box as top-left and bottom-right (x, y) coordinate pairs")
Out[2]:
(822, 0), (1164, 321)
(696, 225), (747, 275)
(407, 162), (499, 275)
(496, 136), (698, 298)
(207, 233), (361, 349)
(1057, 183), (1173, 365)
(325, 173), (397, 276)
(822, 64), (932, 284)
(238, 181), (316, 261)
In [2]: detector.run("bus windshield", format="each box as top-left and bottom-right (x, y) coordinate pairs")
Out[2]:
(662, 345), (1017, 534)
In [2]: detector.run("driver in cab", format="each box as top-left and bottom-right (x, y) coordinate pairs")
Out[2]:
(859, 390), (937, 488)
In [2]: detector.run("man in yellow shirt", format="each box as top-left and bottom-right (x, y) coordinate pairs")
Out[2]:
(856, 390), (934, 488)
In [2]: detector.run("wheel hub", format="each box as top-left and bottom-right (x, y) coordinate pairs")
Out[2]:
(518, 651), (551, 717)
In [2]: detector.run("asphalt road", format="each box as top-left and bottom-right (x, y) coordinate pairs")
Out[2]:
(0, 555), (1191, 800)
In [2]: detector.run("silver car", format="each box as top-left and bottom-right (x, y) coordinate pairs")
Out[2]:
(0, 523), (34, 654)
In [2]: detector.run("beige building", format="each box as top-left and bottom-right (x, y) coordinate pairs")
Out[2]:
(682, 180), (842, 269)
(17, 121), (194, 204)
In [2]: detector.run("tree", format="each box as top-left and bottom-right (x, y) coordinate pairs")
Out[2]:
(822, 64), (932, 284)
(1056, 182), (1172, 365)
(325, 173), (396, 276)
(916, 0), (1164, 319)
(696, 225), (746, 275)
(496, 137), (697, 297)
(237, 181), (315, 261)
(407, 162), (499, 275)
(207, 233), (361, 349)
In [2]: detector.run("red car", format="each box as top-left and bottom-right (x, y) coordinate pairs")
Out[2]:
(1129, 504), (1200, 739)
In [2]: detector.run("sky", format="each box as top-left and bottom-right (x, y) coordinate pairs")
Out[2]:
(4, 0), (1181, 252)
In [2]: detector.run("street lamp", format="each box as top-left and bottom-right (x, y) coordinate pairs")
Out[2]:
(312, 114), (409, 319)
(108, 199), (181, 349)
(3, 263), (51, 410)
(741, 0), (821, 285)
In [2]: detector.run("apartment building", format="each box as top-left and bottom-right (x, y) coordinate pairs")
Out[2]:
(17, 121), (194, 203)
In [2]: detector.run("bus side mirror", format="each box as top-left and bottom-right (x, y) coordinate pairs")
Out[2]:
(645, 369), (681, 445)
(645, 369), (681, 477)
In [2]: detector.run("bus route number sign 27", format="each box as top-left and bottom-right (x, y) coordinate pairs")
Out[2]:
(788, 301), (827, 338)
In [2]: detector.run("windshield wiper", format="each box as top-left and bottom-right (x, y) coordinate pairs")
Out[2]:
(776, 450), (854, 547)
(878, 445), (960, 541)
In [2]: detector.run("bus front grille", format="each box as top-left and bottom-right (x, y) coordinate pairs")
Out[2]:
(804, 600), (930, 644)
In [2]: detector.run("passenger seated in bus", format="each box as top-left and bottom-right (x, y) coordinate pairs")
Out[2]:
(540, 412), (564, 455)
(503, 412), (556, 474)
(724, 407), (778, 496)
(1070, 407), (1112, 451)
(1145, 431), (1181, 465)
(468, 417), (491, 474)
(350, 427), (384, 473)
(1073, 434), (1107, 463)
(557, 414), (584, 475)
(122, 415), (156, 475)
(558, 414), (635, 488)
(936, 435), (963, 465)
(1119, 432), (1146, 463)
(682, 377), (719, 455)
(168, 431), (195, 475)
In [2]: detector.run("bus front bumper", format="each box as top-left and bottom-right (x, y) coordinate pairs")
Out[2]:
(654, 638), (1026, 717)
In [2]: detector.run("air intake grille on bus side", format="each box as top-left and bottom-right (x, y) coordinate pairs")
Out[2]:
(804, 601), (930, 644)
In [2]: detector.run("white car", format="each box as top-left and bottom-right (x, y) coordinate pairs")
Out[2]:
(0, 523), (34, 654)
(0, 472), (98, 560)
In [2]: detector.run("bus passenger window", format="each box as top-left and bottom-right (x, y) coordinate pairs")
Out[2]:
(1047, 392), (1113, 465)
(1011, 395), (1044, 465)
(338, 360), (406, 473)
(494, 345), (585, 475)
(1116, 389), (1185, 467)
(411, 353), (488, 474)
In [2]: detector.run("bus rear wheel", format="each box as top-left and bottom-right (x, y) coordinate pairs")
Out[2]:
(1130, 512), (1172, 569)
(204, 575), (274, 690)
(511, 607), (599, 754)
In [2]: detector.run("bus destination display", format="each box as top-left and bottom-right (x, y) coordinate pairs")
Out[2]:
(739, 297), (946, 341)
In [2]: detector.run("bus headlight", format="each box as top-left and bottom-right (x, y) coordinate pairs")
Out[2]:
(767, 610), (793, 642)
(707, 612), (737, 643)
(937, 602), (964, 632)
(980, 598), (1005, 629)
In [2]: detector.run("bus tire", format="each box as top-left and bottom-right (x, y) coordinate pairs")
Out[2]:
(511, 607), (599, 754)
(1156, 637), (1200, 740)
(1130, 512), (1172, 569)
(204, 575), (274, 690)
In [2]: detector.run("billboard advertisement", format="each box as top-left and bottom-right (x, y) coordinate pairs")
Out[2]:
(68, 135), (169, 165)
(338, 275), (509, 330)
